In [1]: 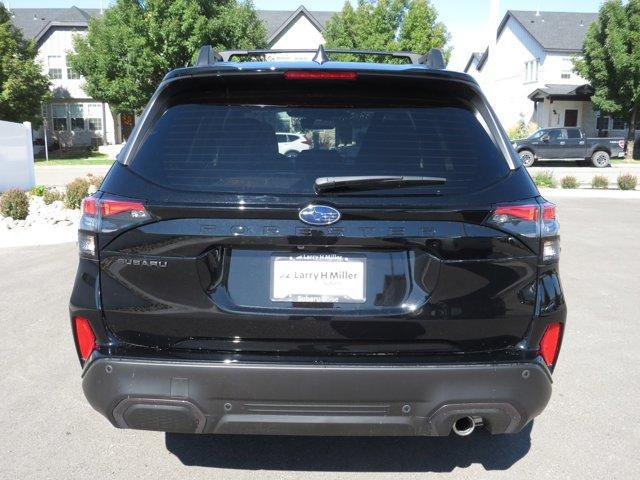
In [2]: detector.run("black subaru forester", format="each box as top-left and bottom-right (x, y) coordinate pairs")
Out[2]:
(70, 46), (565, 437)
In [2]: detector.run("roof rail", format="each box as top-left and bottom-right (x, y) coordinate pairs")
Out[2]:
(193, 45), (446, 69)
(422, 48), (446, 70)
(195, 45), (223, 66)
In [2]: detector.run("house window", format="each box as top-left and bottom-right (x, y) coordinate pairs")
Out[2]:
(88, 118), (103, 131)
(69, 104), (85, 131)
(87, 103), (103, 132)
(48, 55), (63, 79)
(67, 68), (81, 79)
(561, 57), (573, 80)
(524, 59), (539, 83)
(52, 104), (68, 131)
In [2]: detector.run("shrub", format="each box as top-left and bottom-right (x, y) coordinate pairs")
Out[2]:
(506, 120), (539, 141)
(591, 175), (609, 189)
(561, 176), (579, 189)
(617, 173), (638, 190)
(86, 174), (104, 188)
(64, 177), (90, 209)
(43, 189), (64, 205)
(531, 170), (557, 188)
(0, 189), (29, 220)
(29, 185), (47, 196)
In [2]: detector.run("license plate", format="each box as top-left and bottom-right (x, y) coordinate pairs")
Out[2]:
(271, 254), (365, 303)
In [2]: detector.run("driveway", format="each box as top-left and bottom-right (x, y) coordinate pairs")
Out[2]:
(1, 195), (638, 479)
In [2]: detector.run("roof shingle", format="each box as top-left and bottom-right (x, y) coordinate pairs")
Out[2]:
(10, 7), (101, 42)
(10, 6), (335, 45)
(503, 10), (599, 52)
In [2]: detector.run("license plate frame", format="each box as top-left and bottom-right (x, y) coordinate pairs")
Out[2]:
(270, 254), (366, 303)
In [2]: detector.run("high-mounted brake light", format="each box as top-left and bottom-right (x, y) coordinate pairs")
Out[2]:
(73, 316), (96, 362)
(539, 322), (563, 366)
(284, 71), (358, 81)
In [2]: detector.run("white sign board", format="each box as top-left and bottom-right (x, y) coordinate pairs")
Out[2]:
(0, 120), (36, 191)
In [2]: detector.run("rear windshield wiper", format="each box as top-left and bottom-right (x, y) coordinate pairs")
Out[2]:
(314, 175), (447, 194)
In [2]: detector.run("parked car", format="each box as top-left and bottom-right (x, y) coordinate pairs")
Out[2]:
(277, 132), (311, 157)
(70, 46), (565, 438)
(513, 127), (626, 167)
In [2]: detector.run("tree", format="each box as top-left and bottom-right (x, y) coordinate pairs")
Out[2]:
(0, 4), (50, 125)
(574, 0), (640, 159)
(68, 0), (267, 114)
(324, 0), (450, 64)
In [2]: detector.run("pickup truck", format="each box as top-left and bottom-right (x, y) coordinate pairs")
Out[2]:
(513, 127), (626, 167)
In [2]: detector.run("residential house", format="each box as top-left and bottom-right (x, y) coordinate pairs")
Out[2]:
(11, 7), (117, 147)
(10, 5), (335, 148)
(464, 10), (636, 141)
(261, 6), (333, 60)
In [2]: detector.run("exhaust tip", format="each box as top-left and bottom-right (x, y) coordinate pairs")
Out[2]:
(452, 416), (477, 436)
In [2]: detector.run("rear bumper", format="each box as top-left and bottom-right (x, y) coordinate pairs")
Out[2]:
(82, 356), (553, 436)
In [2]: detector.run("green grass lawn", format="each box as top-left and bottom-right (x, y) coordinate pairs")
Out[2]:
(34, 149), (114, 166)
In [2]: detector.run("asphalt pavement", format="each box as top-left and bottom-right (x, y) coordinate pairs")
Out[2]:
(0, 195), (638, 479)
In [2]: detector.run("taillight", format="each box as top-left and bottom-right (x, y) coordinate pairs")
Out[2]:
(82, 197), (97, 216)
(492, 204), (539, 223)
(79, 195), (151, 258)
(487, 203), (540, 238)
(486, 200), (560, 261)
(618, 140), (626, 149)
(539, 322), (563, 366)
(73, 316), (96, 362)
(540, 202), (560, 261)
(284, 71), (358, 81)
(101, 199), (147, 218)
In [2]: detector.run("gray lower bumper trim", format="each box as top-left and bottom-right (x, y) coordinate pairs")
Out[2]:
(82, 357), (552, 436)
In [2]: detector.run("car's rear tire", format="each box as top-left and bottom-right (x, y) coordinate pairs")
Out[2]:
(284, 150), (299, 159)
(591, 150), (610, 168)
(519, 150), (535, 168)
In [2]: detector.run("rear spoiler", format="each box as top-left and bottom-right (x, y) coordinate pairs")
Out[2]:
(195, 44), (446, 70)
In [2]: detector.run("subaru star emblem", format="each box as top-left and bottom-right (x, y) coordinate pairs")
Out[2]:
(299, 205), (341, 226)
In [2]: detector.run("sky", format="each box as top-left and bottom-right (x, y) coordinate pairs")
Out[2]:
(7, 0), (605, 69)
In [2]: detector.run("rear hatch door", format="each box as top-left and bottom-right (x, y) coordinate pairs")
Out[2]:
(97, 70), (540, 355)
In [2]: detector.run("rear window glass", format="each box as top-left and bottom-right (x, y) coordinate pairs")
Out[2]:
(129, 103), (509, 196)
